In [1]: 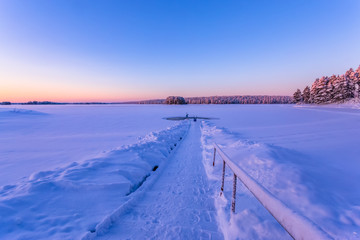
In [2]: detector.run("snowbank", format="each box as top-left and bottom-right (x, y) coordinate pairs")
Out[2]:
(0, 121), (190, 239)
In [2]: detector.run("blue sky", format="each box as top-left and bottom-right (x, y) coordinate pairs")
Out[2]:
(1, 0), (359, 102)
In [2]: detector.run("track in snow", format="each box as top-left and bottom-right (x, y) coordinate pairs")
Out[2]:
(95, 121), (223, 239)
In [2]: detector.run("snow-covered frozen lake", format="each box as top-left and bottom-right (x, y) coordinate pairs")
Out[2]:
(0, 105), (183, 186)
(0, 104), (359, 239)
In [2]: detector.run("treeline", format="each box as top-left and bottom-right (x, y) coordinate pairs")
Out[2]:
(185, 95), (292, 104)
(22, 101), (63, 105)
(137, 99), (164, 104)
(138, 95), (293, 104)
(165, 96), (186, 104)
(2, 95), (294, 105)
(294, 65), (360, 104)
(23, 101), (109, 105)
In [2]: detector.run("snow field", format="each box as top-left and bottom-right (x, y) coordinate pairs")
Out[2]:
(0, 105), (181, 186)
(0, 121), (190, 239)
(1, 104), (359, 239)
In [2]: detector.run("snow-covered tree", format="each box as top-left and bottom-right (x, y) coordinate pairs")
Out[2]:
(298, 64), (360, 104)
(354, 65), (360, 98)
(165, 96), (186, 105)
(318, 77), (329, 103)
(310, 78), (319, 103)
(293, 89), (302, 103)
(302, 86), (311, 104)
(311, 77), (328, 104)
(326, 75), (337, 103)
(332, 75), (345, 102)
(344, 68), (355, 99)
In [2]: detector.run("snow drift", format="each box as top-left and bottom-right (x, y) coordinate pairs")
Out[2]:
(0, 122), (189, 239)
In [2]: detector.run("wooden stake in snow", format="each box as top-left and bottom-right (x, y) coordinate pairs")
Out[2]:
(221, 160), (225, 193)
(231, 173), (237, 213)
(212, 147), (216, 166)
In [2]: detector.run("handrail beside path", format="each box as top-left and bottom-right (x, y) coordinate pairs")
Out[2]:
(213, 143), (331, 240)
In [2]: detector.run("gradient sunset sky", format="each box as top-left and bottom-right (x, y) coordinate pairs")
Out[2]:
(1, 0), (360, 102)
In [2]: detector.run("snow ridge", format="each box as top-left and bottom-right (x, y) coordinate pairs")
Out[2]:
(0, 121), (190, 239)
(81, 122), (191, 239)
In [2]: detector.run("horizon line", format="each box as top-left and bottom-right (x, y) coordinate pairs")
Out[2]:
(1, 94), (294, 104)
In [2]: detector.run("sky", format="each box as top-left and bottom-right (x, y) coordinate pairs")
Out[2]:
(0, 0), (360, 102)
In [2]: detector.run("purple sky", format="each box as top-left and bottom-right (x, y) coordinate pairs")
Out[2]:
(1, 0), (359, 102)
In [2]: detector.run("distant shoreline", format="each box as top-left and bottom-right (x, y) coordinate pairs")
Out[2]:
(1, 95), (293, 105)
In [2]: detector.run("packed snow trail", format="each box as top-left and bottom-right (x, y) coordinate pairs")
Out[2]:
(94, 121), (224, 239)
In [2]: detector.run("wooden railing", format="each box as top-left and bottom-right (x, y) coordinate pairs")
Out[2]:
(213, 143), (331, 240)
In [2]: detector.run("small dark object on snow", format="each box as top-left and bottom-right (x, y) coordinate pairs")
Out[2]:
(164, 116), (216, 121)
(194, 117), (197, 122)
(174, 143), (177, 147)
(152, 165), (158, 171)
(179, 137), (182, 140)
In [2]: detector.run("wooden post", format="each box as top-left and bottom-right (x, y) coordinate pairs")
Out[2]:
(231, 173), (237, 213)
(221, 160), (225, 192)
(213, 147), (216, 166)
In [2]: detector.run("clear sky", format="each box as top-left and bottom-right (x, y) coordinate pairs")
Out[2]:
(1, 0), (359, 102)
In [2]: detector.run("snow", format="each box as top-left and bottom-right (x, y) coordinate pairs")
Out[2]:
(200, 104), (360, 239)
(213, 143), (330, 239)
(0, 108), (189, 239)
(84, 122), (222, 240)
(0, 105), (180, 186)
(1, 104), (359, 239)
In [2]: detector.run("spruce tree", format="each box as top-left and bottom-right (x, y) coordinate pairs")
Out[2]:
(333, 75), (346, 102)
(326, 75), (337, 103)
(302, 86), (311, 104)
(345, 68), (355, 99)
(354, 65), (360, 98)
(311, 77), (328, 104)
(310, 78), (319, 103)
(317, 77), (329, 103)
(293, 89), (302, 103)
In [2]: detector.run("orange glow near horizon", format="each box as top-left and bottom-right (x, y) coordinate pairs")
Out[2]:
(0, 66), (160, 102)
(0, 79), (155, 103)
(0, 54), (296, 103)
(0, 87), (156, 103)
(0, 74), (296, 103)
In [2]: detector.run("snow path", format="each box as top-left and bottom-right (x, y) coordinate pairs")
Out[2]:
(95, 121), (224, 239)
